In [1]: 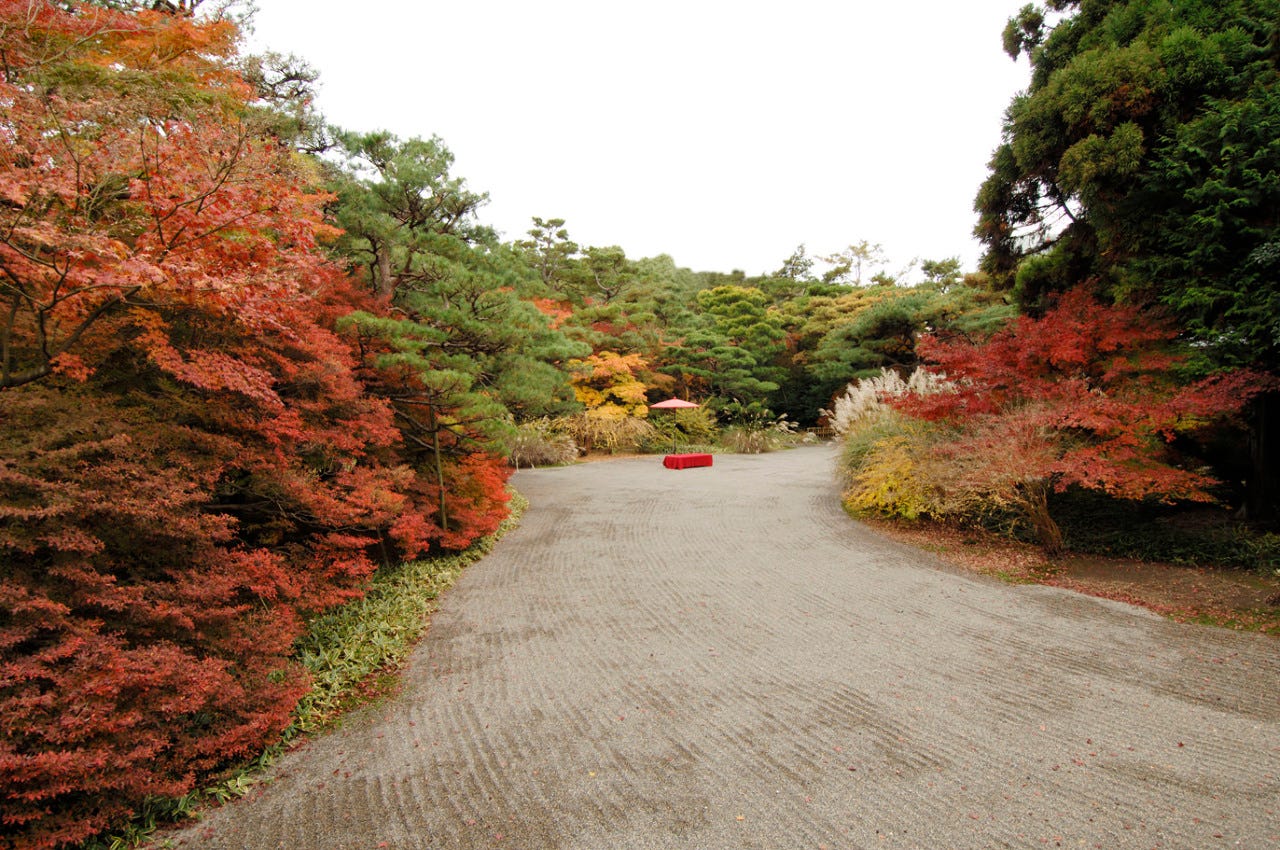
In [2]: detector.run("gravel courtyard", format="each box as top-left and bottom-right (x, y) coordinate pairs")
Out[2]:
(167, 445), (1280, 849)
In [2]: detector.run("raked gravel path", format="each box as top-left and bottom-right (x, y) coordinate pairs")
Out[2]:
(167, 445), (1279, 850)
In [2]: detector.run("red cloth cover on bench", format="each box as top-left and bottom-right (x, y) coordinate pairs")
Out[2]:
(663, 453), (713, 469)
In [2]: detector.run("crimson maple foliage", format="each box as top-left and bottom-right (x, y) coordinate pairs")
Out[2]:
(0, 5), (510, 848)
(898, 287), (1267, 548)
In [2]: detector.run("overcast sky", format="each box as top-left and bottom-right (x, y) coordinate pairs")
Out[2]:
(245, 1), (1031, 278)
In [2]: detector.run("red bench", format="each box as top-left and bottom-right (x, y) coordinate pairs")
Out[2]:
(663, 453), (713, 470)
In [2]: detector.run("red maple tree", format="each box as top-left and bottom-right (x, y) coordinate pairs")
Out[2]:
(0, 5), (508, 847)
(897, 287), (1268, 549)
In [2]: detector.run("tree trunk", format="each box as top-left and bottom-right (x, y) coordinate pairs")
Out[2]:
(1244, 390), (1280, 523)
(429, 406), (449, 532)
(1021, 480), (1064, 554)
(375, 245), (395, 301)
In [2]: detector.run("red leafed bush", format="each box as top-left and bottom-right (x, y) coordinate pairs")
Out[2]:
(0, 5), (509, 848)
(0, 386), (311, 849)
(893, 287), (1269, 549)
(0, 305), (434, 849)
(433, 453), (513, 550)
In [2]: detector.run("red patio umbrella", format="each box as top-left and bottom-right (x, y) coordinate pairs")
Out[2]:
(648, 397), (699, 409)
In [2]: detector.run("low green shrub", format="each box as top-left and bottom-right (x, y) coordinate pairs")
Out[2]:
(648, 407), (721, 449)
(1052, 490), (1280, 571)
(638, 433), (721, 455)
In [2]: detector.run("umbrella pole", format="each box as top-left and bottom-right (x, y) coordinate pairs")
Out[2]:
(647, 399), (700, 456)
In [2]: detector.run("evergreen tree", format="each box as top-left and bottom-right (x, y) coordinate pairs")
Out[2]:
(974, 0), (1280, 515)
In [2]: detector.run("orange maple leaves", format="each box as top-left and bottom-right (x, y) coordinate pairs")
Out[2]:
(0, 0), (330, 391)
(0, 6), (513, 848)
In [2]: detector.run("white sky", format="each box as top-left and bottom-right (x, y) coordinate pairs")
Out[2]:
(245, 1), (1030, 278)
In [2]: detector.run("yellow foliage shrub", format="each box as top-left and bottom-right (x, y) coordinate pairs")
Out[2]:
(843, 431), (937, 521)
(569, 351), (650, 416)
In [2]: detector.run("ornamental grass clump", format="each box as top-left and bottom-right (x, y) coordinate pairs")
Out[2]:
(826, 367), (953, 437)
(831, 368), (953, 521)
(506, 418), (579, 468)
(721, 414), (801, 454)
(557, 410), (657, 454)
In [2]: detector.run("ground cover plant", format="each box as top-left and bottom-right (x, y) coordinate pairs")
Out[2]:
(506, 418), (580, 468)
